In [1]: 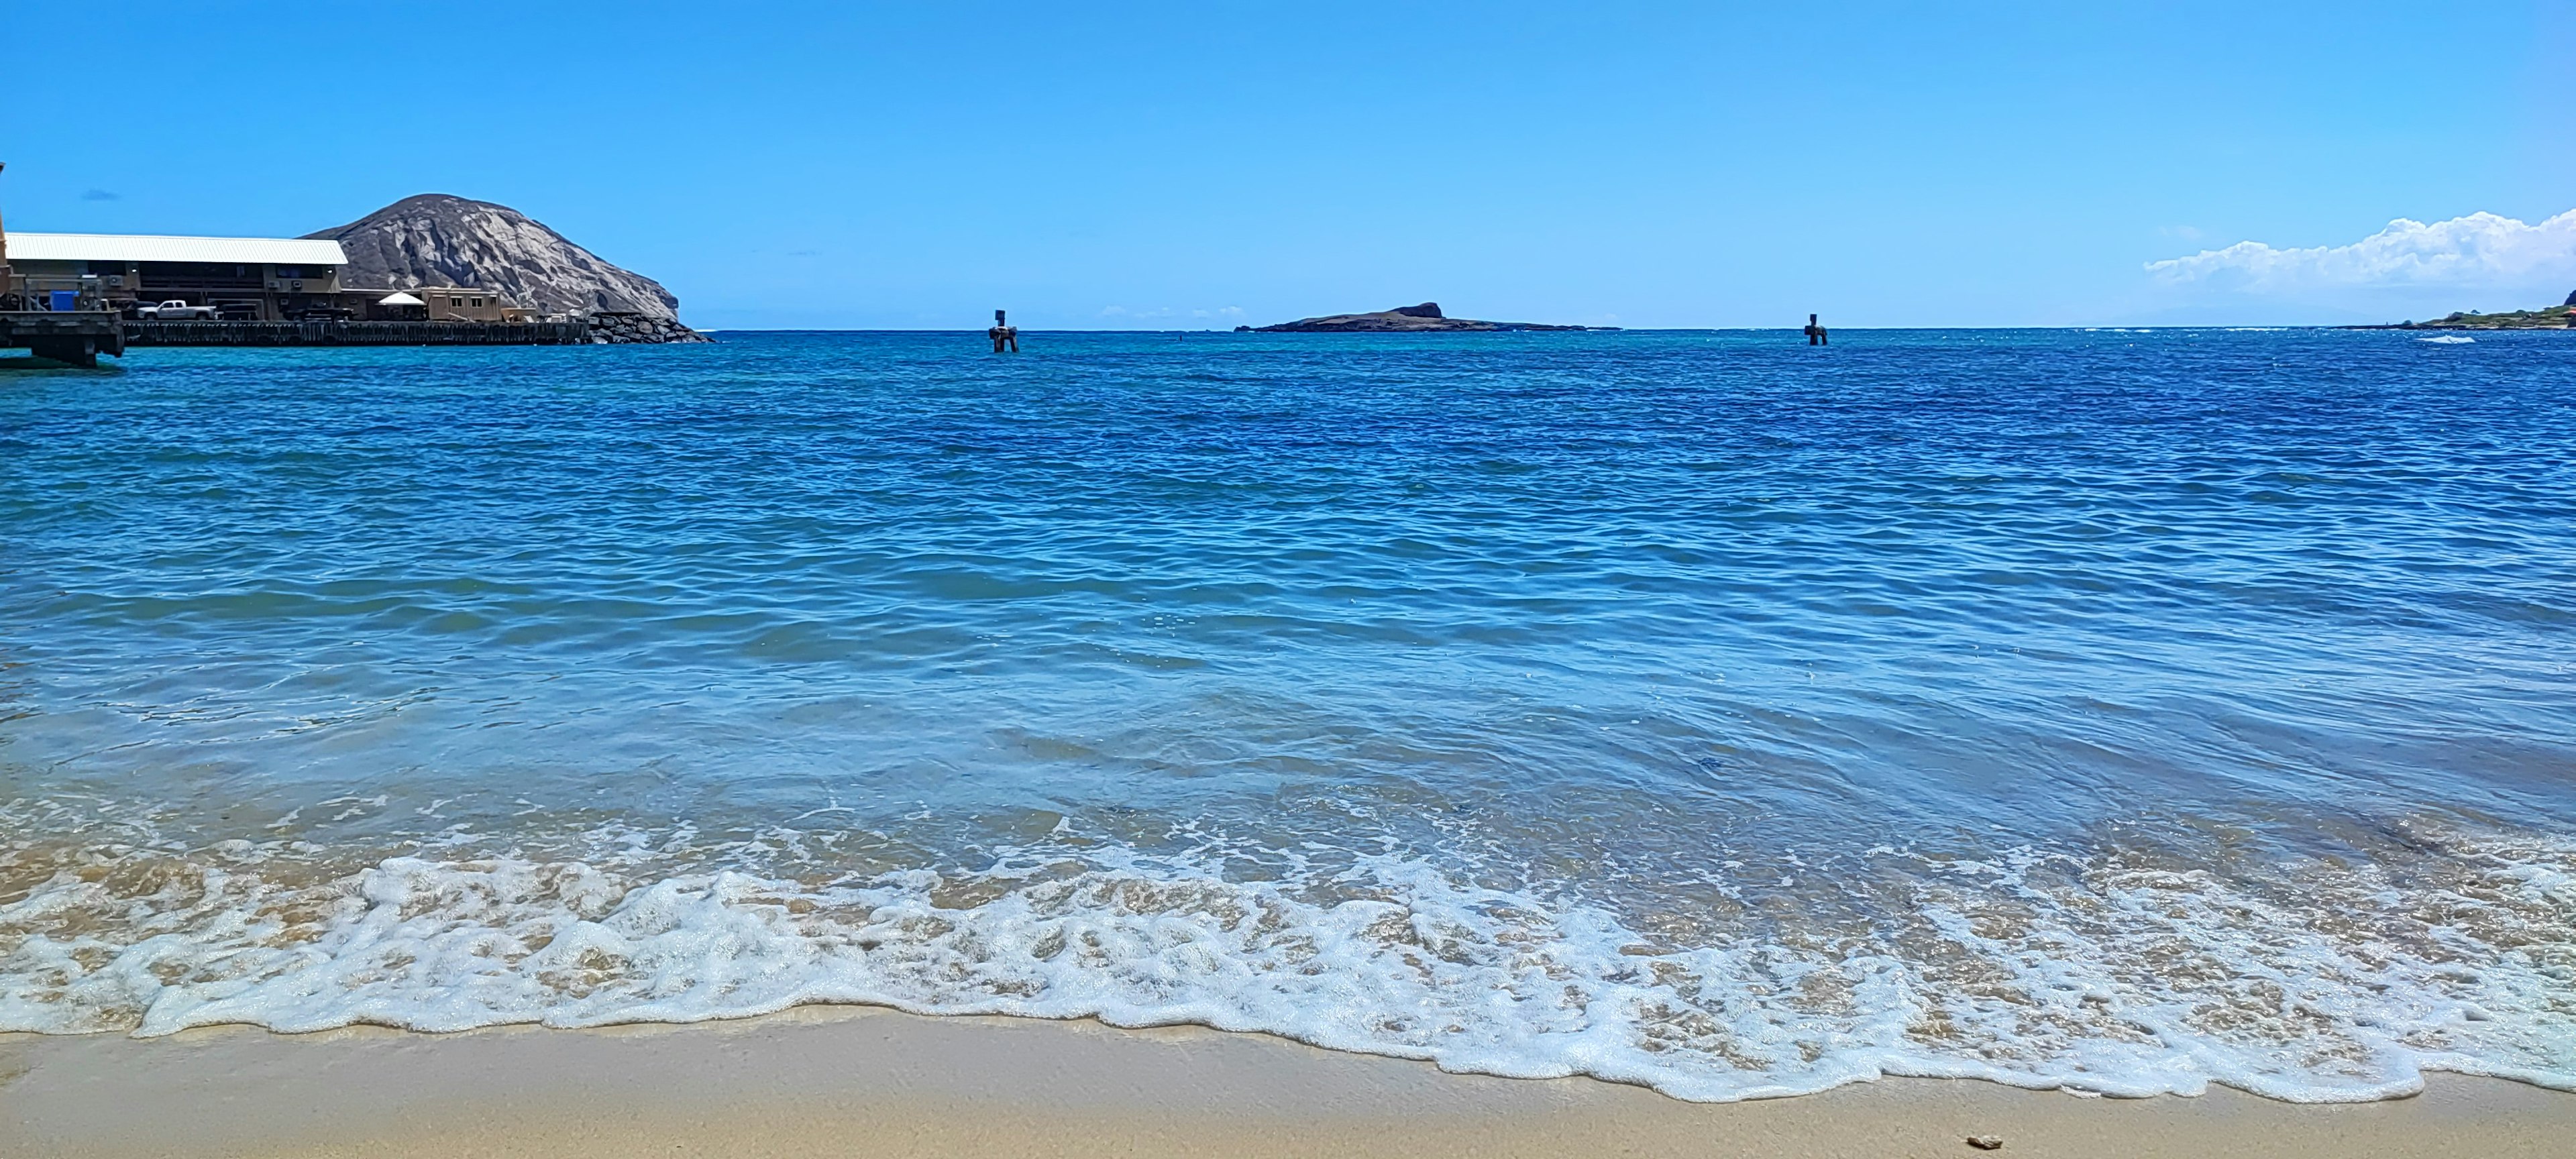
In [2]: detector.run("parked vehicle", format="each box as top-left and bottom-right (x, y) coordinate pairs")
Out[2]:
(135, 299), (219, 321)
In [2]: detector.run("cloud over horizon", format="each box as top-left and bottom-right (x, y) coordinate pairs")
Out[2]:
(2147, 209), (2576, 292)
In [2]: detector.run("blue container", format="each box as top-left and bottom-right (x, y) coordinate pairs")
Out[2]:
(49, 290), (78, 312)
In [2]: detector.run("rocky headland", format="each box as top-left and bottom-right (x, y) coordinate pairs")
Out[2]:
(306, 195), (708, 343)
(2359, 291), (2576, 330)
(1248, 302), (1600, 333)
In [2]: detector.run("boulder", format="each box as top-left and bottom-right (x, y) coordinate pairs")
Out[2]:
(583, 311), (711, 345)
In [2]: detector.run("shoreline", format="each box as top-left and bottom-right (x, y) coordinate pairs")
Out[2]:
(6, 1007), (2570, 1158)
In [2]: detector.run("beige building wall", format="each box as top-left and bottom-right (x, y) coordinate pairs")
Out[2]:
(264, 263), (340, 296)
(416, 288), (515, 322)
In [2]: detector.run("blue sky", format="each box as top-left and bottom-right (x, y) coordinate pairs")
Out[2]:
(6, 3), (2571, 328)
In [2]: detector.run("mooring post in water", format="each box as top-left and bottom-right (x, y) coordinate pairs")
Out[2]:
(1805, 313), (1828, 346)
(989, 309), (1018, 353)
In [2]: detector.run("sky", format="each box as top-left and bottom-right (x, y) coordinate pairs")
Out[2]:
(5, 3), (2573, 329)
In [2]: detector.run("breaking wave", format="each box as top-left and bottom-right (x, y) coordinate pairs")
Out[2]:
(5, 809), (2570, 1104)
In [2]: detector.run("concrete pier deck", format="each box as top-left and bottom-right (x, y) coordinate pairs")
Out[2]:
(5, 317), (596, 363)
(123, 319), (591, 346)
(0, 311), (127, 366)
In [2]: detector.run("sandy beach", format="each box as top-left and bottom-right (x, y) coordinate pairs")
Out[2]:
(3, 1006), (2568, 1159)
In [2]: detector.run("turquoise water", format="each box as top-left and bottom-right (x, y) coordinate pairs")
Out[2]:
(3, 329), (2572, 1100)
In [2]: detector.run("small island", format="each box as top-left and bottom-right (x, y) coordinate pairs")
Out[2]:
(2356, 291), (2576, 330)
(1243, 302), (1604, 333)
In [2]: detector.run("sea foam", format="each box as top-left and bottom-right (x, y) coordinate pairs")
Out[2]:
(4, 819), (2569, 1104)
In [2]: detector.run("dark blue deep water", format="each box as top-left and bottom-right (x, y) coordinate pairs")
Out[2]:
(3, 329), (2571, 1100)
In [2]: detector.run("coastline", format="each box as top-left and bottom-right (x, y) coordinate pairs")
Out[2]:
(6, 1007), (2570, 1158)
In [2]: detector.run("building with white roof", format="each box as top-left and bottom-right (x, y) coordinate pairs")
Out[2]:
(3, 231), (352, 320)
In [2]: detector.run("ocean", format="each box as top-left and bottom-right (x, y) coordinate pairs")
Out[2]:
(3, 329), (2571, 1102)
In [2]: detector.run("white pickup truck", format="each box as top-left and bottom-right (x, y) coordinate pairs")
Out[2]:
(135, 299), (219, 320)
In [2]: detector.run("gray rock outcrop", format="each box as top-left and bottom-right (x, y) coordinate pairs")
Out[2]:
(307, 195), (697, 335)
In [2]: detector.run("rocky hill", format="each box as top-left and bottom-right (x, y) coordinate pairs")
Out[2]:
(1250, 302), (1597, 333)
(305, 195), (687, 324)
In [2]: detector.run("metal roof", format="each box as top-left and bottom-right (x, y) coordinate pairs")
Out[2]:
(3, 232), (348, 266)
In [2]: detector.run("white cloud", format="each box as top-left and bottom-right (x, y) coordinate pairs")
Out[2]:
(2147, 209), (2576, 290)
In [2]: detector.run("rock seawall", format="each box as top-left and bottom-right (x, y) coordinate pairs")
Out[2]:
(589, 313), (711, 344)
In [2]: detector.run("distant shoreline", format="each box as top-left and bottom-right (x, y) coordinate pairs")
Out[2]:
(2341, 309), (2573, 331)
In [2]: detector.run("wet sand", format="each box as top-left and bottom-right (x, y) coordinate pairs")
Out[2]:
(3, 1006), (2569, 1158)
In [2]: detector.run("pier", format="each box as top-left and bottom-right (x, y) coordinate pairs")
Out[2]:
(3, 317), (596, 364)
(0, 312), (125, 366)
(123, 319), (592, 347)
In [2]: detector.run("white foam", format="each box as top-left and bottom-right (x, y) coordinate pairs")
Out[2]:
(2, 829), (2571, 1103)
(2420, 335), (2477, 343)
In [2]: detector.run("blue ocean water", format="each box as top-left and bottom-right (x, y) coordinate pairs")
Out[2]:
(2, 329), (2571, 1101)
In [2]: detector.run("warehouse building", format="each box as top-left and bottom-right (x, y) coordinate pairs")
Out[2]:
(4, 233), (535, 323)
(3, 231), (352, 320)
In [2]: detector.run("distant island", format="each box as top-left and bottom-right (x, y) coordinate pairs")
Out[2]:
(1243, 302), (1607, 333)
(2355, 291), (2575, 331)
